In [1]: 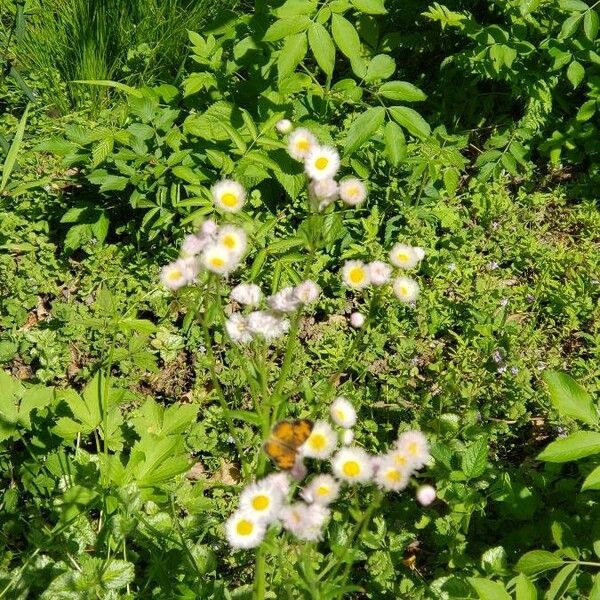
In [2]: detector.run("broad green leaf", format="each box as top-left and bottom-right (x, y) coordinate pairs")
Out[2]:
(515, 573), (538, 600)
(264, 16), (311, 41)
(351, 0), (386, 14)
(560, 13), (582, 39)
(389, 106), (431, 138)
(308, 22), (336, 76)
(275, 0), (318, 17)
(584, 9), (599, 39)
(590, 573), (600, 599)
(582, 465), (600, 490)
(462, 437), (488, 479)
(278, 33), (308, 81)
(0, 103), (29, 193)
(516, 551), (564, 575)
(331, 14), (362, 62)
(102, 560), (135, 590)
(379, 80), (426, 102)
(546, 563), (578, 600)
(364, 54), (396, 82)
(560, 0), (589, 10)
(468, 578), (511, 600)
(538, 431), (600, 463)
(343, 106), (385, 156)
(567, 60), (585, 88)
(384, 120), (405, 166)
(543, 370), (597, 425)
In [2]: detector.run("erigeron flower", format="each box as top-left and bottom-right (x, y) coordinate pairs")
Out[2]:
(308, 178), (339, 210)
(217, 225), (247, 258)
(230, 283), (262, 307)
(200, 219), (218, 237)
(330, 397), (357, 429)
(302, 421), (337, 459)
(416, 484), (436, 506)
(305, 146), (341, 181)
(339, 178), (367, 206)
(342, 429), (354, 445)
(331, 447), (373, 483)
(301, 474), (340, 506)
(268, 287), (301, 313)
(239, 479), (283, 524)
(350, 312), (365, 328)
(288, 128), (317, 161)
(247, 310), (290, 341)
(263, 472), (292, 497)
(280, 502), (330, 541)
(160, 257), (198, 290)
(414, 247), (426, 260)
(294, 280), (320, 304)
(212, 179), (246, 213)
(181, 233), (207, 257)
(393, 276), (419, 304)
(368, 260), (392, 286)
(202, 244), (236, 275)
(387, 447), (414, 472)
(389, 243), (423, 270)
(225, 510), (266, 549)
(342, 260), (371, 289)
(375, 457), (410, 492)
(276, 118), (293, 134)
(225, 313), (254, 344)
(396, 430), (430, 470)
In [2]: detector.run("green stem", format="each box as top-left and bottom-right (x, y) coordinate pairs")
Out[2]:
(253, 546), (267, 600)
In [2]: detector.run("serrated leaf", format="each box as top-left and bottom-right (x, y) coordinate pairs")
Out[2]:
(278, 33), (308, 81)
(264, 16), (311, 41)
(331, 14), (362, 63)
(379, 80), (426, 102)
(538, 431), (600, 463)
(585, 9), (599, 39)
(351, 0), (386, 14)
(461, 437), (488, 479)
(308, 22), (336, 76)
(560, 13), (582, 39)
(364, 54), (396, 82)
(343, 106), (385, 156)
(102, 560), (135, 590)
(388, 106), (431, 138)
(384, 120), (405, 166)
(567, 60), (585, 87)
(517, 551), (564, 575)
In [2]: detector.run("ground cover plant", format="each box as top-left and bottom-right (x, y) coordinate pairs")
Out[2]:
(1, 0), (600, 598)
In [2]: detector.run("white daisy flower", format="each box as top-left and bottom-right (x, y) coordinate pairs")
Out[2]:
(202, 244), (236, 275)
(301, 474), (340, 506)
(396, 431), (430, 470)
(393, 276), (419, 304)
(288, 128), (317, 161)
(374, 457), (410, 492)
(200, 219), (218, 237)
(342, 260), (371, 289)
(339, 178), (367, 206)
(350, 312), (365, 328)
(247, 310), (289, 341)
(294, 280), (320, 305)
(217, 225), (247, 258)
(330, 397), (357, 429)
(331, 447), (373, 483)
(304, 146), (341, 181)
(230, 283), (262, 306)
(239, 479), (283, 524)
(276, 118), (293, 134)
(279, 502), (330, 541)
(389, 243), (423, 270)
(342, 429), (354, 445)
(160, 257), (198, 290)
(414, 247), (426, 260)
(181, 234), (208, 257)
(225, 510), (266, 549)
(387, 447), (415, 472)
(301, 421), (337, 459)
(368, 261), (392, 286)
(416, 484), (436, 506)
(225, 313), (254, 344)
(268, 287), (301, 313)
(308, 179), (339, 211)
(212, 179), (246, 213)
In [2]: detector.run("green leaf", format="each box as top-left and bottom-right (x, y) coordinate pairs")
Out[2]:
(584, 10), (599, 39)
(543, 370), (597, 425)
(384, 120), (405, 166)
(567, 60), (585, 88)
(364, 54), (396, 82)
(378, 80), (426, 102)
(590, 573), (600, 599)
(331, 15), (363, 62)
(582, 465), (600, 490)
(102, 560), (135, 590)
(538, 431), (600, 463)
(560, 13), (582, 39)
(462, 437), (488, 479)
(388, 106), (431, 138)
(72, 79), (143, 98)
(468, 578), (511, 600)
(275, 0), (318, 18)
(343, 106), (385, 156)
(264, 16), (311, 41)
(576, 99), (596, 121)
(515, 573), (538, 600)
(278, 33), (308, 81)
(308, 22), (336, 76)
(516, 551), (565, 575)
(546, 563), (578, 600)
(1, 103), (29, 194)
(351, 0), (387, 14)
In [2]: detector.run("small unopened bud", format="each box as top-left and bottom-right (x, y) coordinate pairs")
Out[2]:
(416, 484), (436, 506)
(290, 458), (307, 481)
(350, 312), (365, 328)
(342, 429), (354, 445)
(276, 119), (293, 134)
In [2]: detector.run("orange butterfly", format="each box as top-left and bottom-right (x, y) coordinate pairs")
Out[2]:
(263, 419), (313, 469)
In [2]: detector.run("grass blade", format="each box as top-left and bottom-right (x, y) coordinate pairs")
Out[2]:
(0, 103), (30, 194)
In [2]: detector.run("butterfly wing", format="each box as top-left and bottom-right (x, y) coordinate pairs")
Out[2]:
(263, 439), (297, 469)
(264, 419), (314, 469)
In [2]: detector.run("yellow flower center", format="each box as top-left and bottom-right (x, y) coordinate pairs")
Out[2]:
(296, 139), (310, 151)
(221, 192), (238, 207)
(317, 485), (330, 496)
(347, 186), (358, 197)
(236, 519), (254, 536)
(396, 252), (409, 264)
(167, 269), (183, 282)
(335, 409), (346, 421)
(222, 234), (237, 249)
(309, 433), (327, 451)
(315, 157), (329, 170)
(386, 469), (402, 483)
(251, 494), (270, 511)
(210, 256), (226, 268)
(407, 441), (418, 455)
(342, 460), (360, 477)
(348, 267), (365, 284)
(398, 286), (408, 297)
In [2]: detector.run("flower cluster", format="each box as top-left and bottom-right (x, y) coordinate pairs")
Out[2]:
(278, 121), (367, 211)
(226, 280), (320, 344)
(225, 396), (431, 549)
